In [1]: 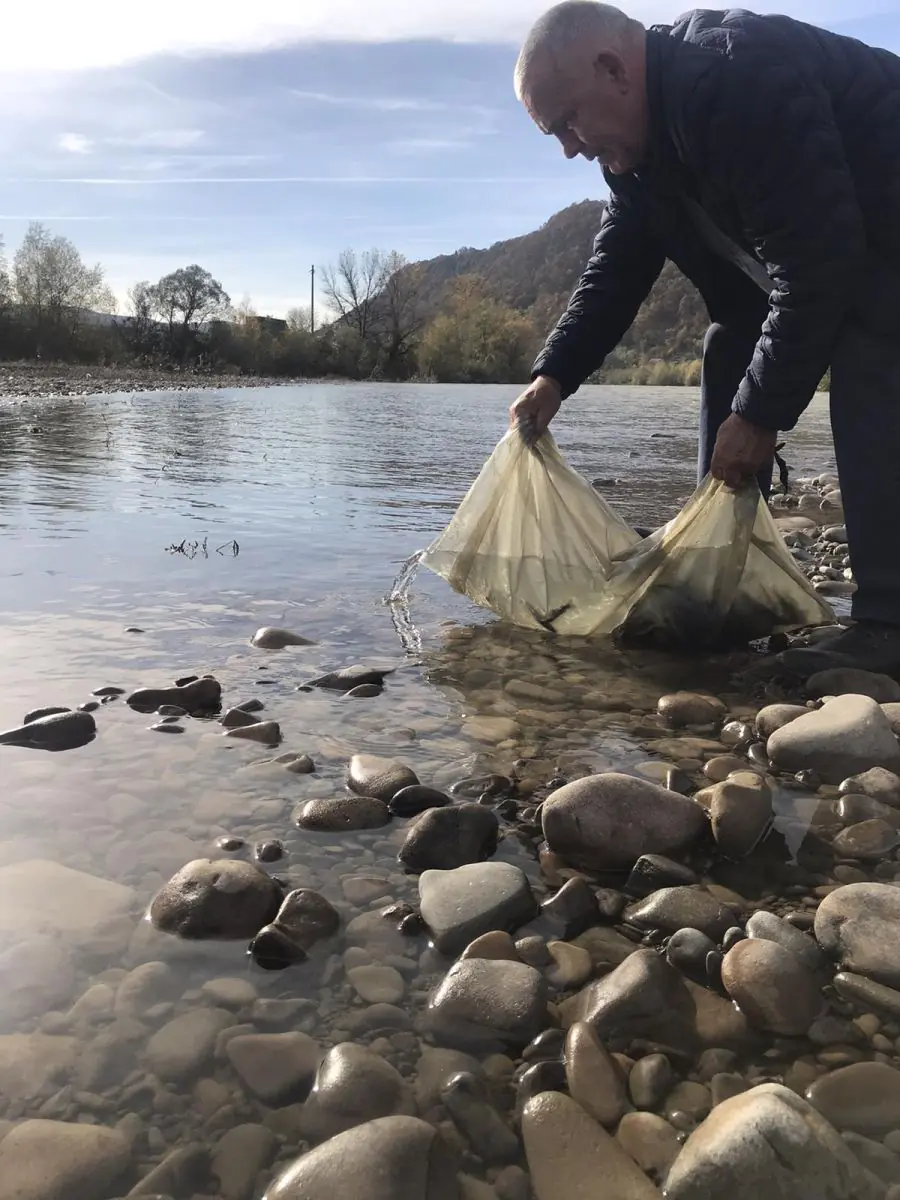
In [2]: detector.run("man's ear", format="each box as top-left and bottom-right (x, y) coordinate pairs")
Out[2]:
(593, 50), (629, 91)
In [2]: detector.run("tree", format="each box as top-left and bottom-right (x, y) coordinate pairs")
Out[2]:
(418, 275), (539, 383)
(286, 305), (313, 333)
(126, 281), (158, 356)
(149, 264), (230, 360)
(378, 252), (425, 377)
(13, 222), (114, 352)
(321, 248), (390, 343)
(0, 236), (10, 312)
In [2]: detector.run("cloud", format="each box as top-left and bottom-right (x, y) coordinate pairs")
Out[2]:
(9, 0), (891, 74)
(58, 133), (92, 154)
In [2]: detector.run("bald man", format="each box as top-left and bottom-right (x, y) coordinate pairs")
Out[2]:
(511, 2), (900, 678)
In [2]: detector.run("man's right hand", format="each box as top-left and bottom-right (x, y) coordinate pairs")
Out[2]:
(508, 375), (562, 445)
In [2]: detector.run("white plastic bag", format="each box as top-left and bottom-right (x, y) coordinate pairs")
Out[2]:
(420, 428), (834, 649)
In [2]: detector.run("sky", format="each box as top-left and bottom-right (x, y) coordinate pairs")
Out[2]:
(2, 1), (900, 318)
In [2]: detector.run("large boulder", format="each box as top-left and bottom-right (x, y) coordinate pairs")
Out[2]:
(150, 859), (283, 939)
(814, 883), (900, 987)
(541, 772), (707, 870)
(767, 695), (900, 784)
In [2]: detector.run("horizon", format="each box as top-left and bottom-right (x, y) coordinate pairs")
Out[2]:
(2, 1), (899, 320)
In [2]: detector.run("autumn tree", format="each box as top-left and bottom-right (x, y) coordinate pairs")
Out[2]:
(418, 275), (539, 383)
(13, 222), (115, 352)
(148, 264), (230, 360)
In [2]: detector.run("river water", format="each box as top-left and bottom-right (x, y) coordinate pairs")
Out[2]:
(0, 383), (840, 1194)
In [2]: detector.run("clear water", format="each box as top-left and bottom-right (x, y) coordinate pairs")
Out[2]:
(0, 383), (839, 1186)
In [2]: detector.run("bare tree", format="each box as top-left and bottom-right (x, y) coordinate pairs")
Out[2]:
(126, 281), (157, 355)
(286, 305), (313, 334)
(0, 236), (10, 312)
(14, 221), (114, 349)
(148, 264), (230, 359)
(321, 248), (391, 342)
(378, 252), (426, 375)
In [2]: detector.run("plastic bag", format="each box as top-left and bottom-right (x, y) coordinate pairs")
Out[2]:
(420, 428), (834, 649)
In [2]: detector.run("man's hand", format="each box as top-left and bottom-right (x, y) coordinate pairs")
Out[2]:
(710, 413), (778, 489)
(509, 375), (562, 446)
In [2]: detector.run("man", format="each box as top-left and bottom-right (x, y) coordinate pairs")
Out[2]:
(511, 1), (900, 676)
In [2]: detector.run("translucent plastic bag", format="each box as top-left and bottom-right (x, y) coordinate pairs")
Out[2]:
(420, 428), (834, 649)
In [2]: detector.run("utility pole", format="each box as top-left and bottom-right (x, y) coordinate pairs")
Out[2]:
(310, 265), (315, 332)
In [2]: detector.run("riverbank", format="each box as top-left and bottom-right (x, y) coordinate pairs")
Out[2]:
(0, 360), (318, 400)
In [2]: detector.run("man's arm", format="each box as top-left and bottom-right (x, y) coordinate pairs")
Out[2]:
(530, 196), (666, 399)
(694, 54), (867, 432)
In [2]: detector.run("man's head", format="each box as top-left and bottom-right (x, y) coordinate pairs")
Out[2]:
(515, 1), (648, 175)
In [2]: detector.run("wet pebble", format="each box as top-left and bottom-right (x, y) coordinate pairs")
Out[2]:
(440, 1071), (519, 1164)
(815, 882), (900, 987)
(296, 796), (391, 831)
(720, 939), (822, 1035)
(564, 1021), (628, 1127)
(806, 1061), (900, 1136)
(399, 804), (498, 873)
(250, 626), (314, 648)
(616, 1110), (681, 1178)
(224, 720), (282, 746)
(250, 888), (340, 969)
(625, 887), (736, 941)
(625, 854), (698, 898)
(150, 858), (282, 938)
(347, 965), (406, 1004)
(347, 753), (418, 801)
(216, 836), (245, 853)
(389, 785), (450, 817)
(666, 927), (718, 983)
(150, 721), (184, 733)
(428, 958), (548, 1051)
(658, 692), (726, 727)
(255, 839), (285, 863)
(418, 861), (536, 956)
(629, 1052), (674, 1110)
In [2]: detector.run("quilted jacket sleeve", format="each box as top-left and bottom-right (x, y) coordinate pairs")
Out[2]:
(691, 55), (867, 430)
(530, 197), (665, 399)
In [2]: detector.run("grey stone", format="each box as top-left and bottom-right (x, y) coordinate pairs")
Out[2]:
(226, 1032), (322, 1104)
(347, 965), (405, 1004)
(664, 1081), (712, 1124)
(126, 673), (221, 712)
(224, 719), (282, 746)
(0, 1119), (130, 1200)
(390, 786), (451, 817)
(296, 795), (391, 831)
(546, 941), (592, 990)
(629, 1052), (674, 1110)
(212, 1124), (277, 1200)
(541, 772), (707, 871)
(348, 754), (418, 801)
(251, 626), (314, 648)
(625, 887), (736, 941)
(707, 772), (773, 858)
(842, 1133), (900, 1186)
(428, 959), (548, 1050)
(249, 888), (341, 969)
(201, 977), (258, 1009)
(815, 883), (900, 987)
(145, 1006), (232, 1081)
(307, 665), (395, 692)
(302, 1043), (415, 1142)
(808, 669), (900, 704)
(399, 805), (499, 873)
(440, 1071), (519, 1164)
(414, 1047), (486, 1110)
(115, 962), (179, 1018)
(0, 936), (76, 1029)
(839, 767), (900, 808)
(767, 695), (900, 784)
(755, 704), (808, 739)
(537, 876), (601, 938)
(833, 819), (900, 859)
(833, 972), (900, 1018)
(564, 1021), (628, 1127)
(221, 706), (261, 729)
(127, 1144), (209, 1195)
(807, 1062), (900, 1136)
(262, 1115), (458, 1200)
(418, 862), (537, 956)
(0, 708), (96, 750)
(150, 858), (282, 939)
(460, 930), (520, 961)
(658, 692), (726, 726)
(745, 911), (826, 973)
(0, 1033), (78, 1101)
(666, 928), (718, 982)
(0, 859), (134, 950)
(720, 940), (822, 1035)
(837, 793), (900, 827)
(522, 1091), (660, 1200)
(616, 1111), (681, 1179)
(625, 855), (698, 898)
(665, 1083), (884, 1200)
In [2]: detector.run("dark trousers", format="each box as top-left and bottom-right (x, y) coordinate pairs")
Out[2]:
(698, 318), (900, 626)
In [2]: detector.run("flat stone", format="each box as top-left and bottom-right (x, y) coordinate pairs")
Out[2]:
(767, 695), (900, 784)
(707, 773), (772, 858)
(0, 859), (134, 946)
(428, 959), (547, 1050)
(833, 819), (900, 859)
(419, 862), (537, 956)
(212, 1123), (277, 1200)
(664, 1082), (883, 1200)
(0, 1119), (130, 1200)
(833, 972), (900, 1018)
(224, 720), (282, 746)
(221, 707), (261, 729)
(0, 1033), (78, 1100)
(616, 1111), (681, 1179)
(348, 965), (405, 1004)
(251, 626), (314, 648)
(145, 1006), (232, 1081)
(302, 1043), (415, 1142)
(0, 708), (97, 750)
(808, 669), (900, 704)
(755, 703), (808, 739)
(721, 940), (822, 1035)
(745, 911), (826, 972)
(625, 855), (698, 898)
(201, 977), (258, 1009)
(348, 754), (419, 801)
(839, 767), (900, 808)
(459, 931), (520, 961)
(522, 1090), (660, 1200)
(807, 1062), (900, 1136)
(464, 716), (520, 743)
(0, 936), (76, 1029)
(815, 883), (900, 987)
(559, 948), (752, 1054)
(564, 1021), (628, 1127)
(226, 1032), (322, 1105)
(658, 692), (726, 727)
(399, 805), (499, 873)
(296, 796), (391, 831)
(341, 875), (391, 906)
(542, 773), (707, 871)
(150, 858), (282, 939)
(261, 1115), (458, 1200)
(625, 887), (736, 941)
(307, 665), (395, 692)
(546, 941), (592, 989)
(115, 961), (179, 1017)
(390, 786), (451, 817)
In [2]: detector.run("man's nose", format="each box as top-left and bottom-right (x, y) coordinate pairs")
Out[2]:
(557, 130), (583, 159)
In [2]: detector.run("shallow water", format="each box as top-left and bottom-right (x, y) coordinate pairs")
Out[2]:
(0, 383), (843, 1190)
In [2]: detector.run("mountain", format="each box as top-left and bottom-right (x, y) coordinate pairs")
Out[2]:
(409, 200), (709, 378)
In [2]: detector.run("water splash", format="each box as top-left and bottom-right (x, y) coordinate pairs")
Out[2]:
(384, 549), (426, 657)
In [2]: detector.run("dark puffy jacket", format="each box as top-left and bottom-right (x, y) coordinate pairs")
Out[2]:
(531, 8), (900, 430)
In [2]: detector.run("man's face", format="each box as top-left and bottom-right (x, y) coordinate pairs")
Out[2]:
(526, 52), (645, 175)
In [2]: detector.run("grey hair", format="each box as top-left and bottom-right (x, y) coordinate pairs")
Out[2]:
(514, 1), (641, 101)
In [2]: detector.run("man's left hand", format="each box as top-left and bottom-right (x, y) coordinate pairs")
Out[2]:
(710, 413), (778, 489)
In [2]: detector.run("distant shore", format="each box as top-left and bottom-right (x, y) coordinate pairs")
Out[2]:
(0, 361), (319, 401)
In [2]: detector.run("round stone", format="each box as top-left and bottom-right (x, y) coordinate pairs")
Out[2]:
(150, 859), (282, 939)
(720, 939), (822, 1035)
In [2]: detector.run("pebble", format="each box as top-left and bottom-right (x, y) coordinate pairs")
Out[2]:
(616, 1111), (681, 1178)
(625, 887), (736, 941)
(414, 1047), (486, 1110)
(834, 972), (900, 1018)
(347, 754), (419, 801)
(721, 939), (822, 1035)
(347, 965), (406, 1004)
(224, 719), (282, 745)
(522, 1091), (660, 1200)
(0, 1119), (131, 1200)
(460, 930), (520, 961)
(212, 1123), (276, 1200)
(767, 694), (900, 784)
(815, 883), (900, 986)
(564, 1021), (629, 1127)
(832, 819), (900, 859)
(440, 1071), (519, 1164)
(840, 766), (900, 808)
(344, 682), (383, 697)
(841, 1132), (900, 1186)
(249, 888), (340, 969)
(129, 1143), (210, 1194)
(201, 977), (258, 1009)
(399, 804), (499, 873)
(428, 958), (547, 1050)
(658, 691), (726, 726)
(664, 1081), (712, 1124)
(538, 876), (601, 938)
(806, 1061), (900, 1136)
(303, 1043), (415, 1140)
(150, 858), (283, 938)
(0, 708), (96, 750)
(707, 772), (773, 858)
(221, 706), (261, 729)
(296, 795), (391, 831)
(546, 941), (592, 989)
(255, 839), (285, 863)
(541, 772), (707, 870)
(703, 754), (748, 782)
(389, 785), (451, 817)
(307, 664), (394, 691)
(629, 1053), (674, 1109)
(145, 1007), (232, 1082)
(745, 910), (826, 973)
(664, 1082), (882, 1200)
(625, 854), (698, 897)
(250, 626), (314, 648)
(807, 668), (900, 704)
(418, 861), (536, 957)
(281, 752), (316, 774)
